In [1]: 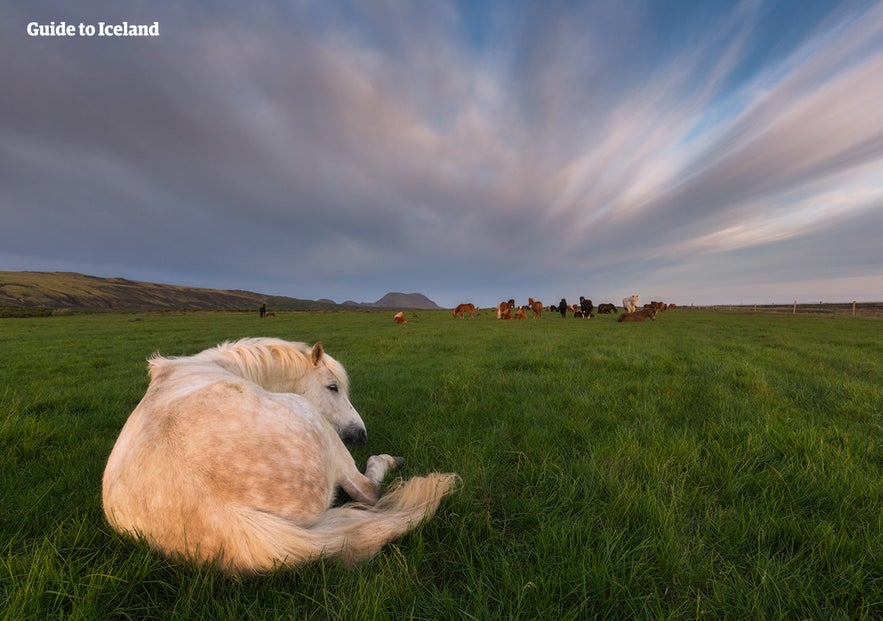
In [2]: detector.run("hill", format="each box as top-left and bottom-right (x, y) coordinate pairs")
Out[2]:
(0, 272), (440, 311)
(0, 272), (312, 310)
(342, 292), (442, 310)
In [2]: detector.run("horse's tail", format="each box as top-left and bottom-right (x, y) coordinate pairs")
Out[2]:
(211, 473), (459, 574)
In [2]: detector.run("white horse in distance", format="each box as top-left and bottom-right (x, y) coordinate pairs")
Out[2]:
(623, 294), (639, 313)
(102, 337), (458, 574)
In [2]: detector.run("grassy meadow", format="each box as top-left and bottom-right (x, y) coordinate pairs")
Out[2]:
(0, 308), (880, 619)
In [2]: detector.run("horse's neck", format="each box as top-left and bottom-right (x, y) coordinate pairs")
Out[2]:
(203, 352), (296, 392)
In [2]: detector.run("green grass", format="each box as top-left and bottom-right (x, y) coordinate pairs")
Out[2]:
(1, 309), (881, 619)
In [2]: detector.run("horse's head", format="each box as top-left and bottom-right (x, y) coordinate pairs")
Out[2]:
(295, 343), (367, 446)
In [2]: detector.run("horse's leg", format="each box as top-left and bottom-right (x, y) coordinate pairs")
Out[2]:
(339, 454), (405, 505)
(365, 454), (405, 486)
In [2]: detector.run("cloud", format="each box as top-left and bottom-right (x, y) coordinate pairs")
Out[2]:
(2, 1), (881, 305)
(526, 1), (883, 276)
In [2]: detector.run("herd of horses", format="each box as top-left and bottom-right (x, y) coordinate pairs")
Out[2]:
(261, 299), (673, 325)
(448, 295), (674, 323)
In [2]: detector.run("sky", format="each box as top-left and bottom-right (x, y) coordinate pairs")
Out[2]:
(2, 0), (882, 308)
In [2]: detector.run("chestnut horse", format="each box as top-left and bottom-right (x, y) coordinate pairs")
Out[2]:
(452, 303), (476, 318)
(528, 298), (543, 319)
(497, 300), (514, 320)
(103, 338), (457, 574)
(618, 308), (656, 322)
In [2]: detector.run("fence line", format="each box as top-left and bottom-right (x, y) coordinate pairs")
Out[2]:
(690, 301), (882, 318)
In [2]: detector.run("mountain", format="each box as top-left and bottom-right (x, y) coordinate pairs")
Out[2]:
(372, 292), (441, 309)
(0, 272), (440, 311)
(343, 292), (442, 310)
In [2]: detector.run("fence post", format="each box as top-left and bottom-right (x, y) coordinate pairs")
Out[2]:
(793, 300), (797, 314)
(853, 301), (856, 317)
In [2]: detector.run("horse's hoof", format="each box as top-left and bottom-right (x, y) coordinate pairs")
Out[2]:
(393, 456), (406, 469)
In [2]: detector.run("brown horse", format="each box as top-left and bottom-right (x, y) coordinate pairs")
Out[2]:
(528, 298), (543, 319)
(393, 311), (408, 324)
(497, 300), (513, 320)
(618, 308), (656, 322)
(452, 303), (476, 318)
(597, 303), (618, 314)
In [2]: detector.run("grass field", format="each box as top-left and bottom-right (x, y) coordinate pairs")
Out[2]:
(1, 309), (880, 619)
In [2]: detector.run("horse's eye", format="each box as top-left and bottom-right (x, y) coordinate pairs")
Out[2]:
(327, 383), (339, 393)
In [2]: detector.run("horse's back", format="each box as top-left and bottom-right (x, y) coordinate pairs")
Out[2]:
(103, 338), (458, 574)
(102, 366), (339, 557)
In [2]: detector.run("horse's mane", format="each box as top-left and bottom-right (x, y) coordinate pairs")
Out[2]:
(149, 337), (349, 393)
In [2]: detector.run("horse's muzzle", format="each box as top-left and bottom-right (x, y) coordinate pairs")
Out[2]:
(341, 425), (367, 446)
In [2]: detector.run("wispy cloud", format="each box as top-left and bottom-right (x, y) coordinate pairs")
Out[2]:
(1, 1), (881, 304)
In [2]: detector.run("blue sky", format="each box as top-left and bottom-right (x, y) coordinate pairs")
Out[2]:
(2, 1), (882, 307)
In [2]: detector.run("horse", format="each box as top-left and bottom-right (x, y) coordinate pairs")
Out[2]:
(579, 297), (593, 316)
(623, 294), (639, 313)
(597, 303), (618, 314)
(618, 308), (656, 322)
(497, 300), (513, 320)
(102, 338), (458, 575)
(452, 303), (476, 318)
(393, 311), (408, 324)
(528, 298), (543, 319)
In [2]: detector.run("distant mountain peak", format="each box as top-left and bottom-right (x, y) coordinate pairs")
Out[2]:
(341, 292), (441, 309)
(371, 292), (441, 309)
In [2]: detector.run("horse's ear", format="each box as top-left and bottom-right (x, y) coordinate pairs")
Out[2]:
(310, 342), (324, 366)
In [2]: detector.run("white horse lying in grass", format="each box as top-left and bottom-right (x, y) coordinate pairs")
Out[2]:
(102, 337), (458, 574)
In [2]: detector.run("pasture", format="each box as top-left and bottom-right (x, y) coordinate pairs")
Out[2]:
(1, 309), (881, 619)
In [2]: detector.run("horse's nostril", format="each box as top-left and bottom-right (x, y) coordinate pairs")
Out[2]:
(342, 426), (367, 446)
